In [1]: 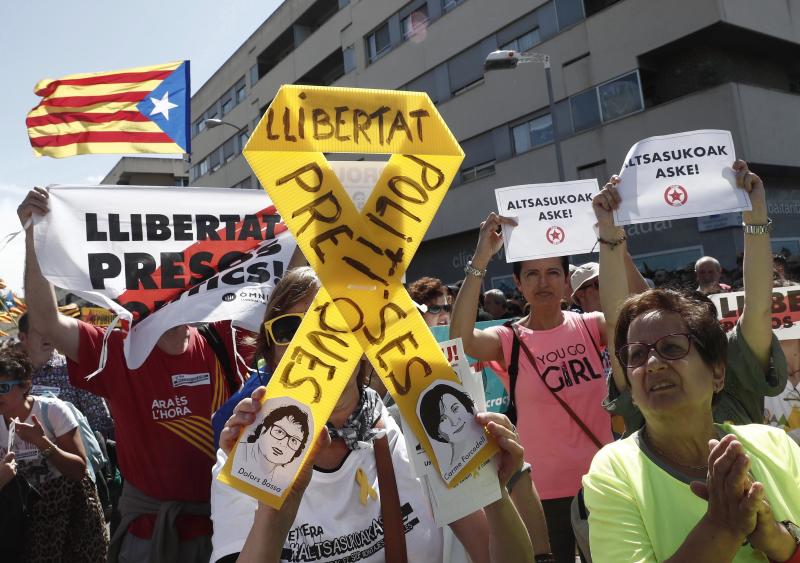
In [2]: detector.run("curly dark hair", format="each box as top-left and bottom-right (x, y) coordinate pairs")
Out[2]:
(0, 348), (33, 391)
(419, 384), (476, 443)
(247, 404), (310, 464)
(407, 277), (447, 306)
(614, 289), (727, 386)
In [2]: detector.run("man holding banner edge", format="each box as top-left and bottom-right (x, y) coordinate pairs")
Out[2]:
(18, 186), (237, 563)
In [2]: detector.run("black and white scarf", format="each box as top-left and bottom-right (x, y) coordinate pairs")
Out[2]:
(326, 387), (386, 450)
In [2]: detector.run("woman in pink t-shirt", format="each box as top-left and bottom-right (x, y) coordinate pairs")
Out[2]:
(450, 213), (627, 563)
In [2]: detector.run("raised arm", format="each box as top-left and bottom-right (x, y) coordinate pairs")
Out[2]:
(450, 213), (516, 362)
(594, 178), (631, 392)
(19, 188), (79, 361)
(735, 161), (772, 368)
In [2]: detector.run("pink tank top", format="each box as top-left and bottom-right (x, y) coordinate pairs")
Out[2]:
(487, 311), (613, 499)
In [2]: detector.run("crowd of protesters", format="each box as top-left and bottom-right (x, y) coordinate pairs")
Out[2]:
(0, 158), (798, 563)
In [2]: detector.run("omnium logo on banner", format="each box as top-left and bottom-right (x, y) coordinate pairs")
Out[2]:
(218, 85), (498, 508)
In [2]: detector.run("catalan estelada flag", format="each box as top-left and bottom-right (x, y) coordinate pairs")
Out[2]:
(26, 61), (190, 158)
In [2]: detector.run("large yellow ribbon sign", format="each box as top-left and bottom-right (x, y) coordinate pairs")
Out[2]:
(219, 85), (497, 508)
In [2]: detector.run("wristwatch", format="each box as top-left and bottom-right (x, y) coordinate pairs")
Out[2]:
(742, 218), (772, 235)
(783, 520), (800, 546)
(464, 261), (486, 279)
(39, 442), (55, 459)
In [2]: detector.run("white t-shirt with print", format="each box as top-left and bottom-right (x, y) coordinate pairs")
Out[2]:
(0, 395), (78, 486)
(211, 415), (444, 563)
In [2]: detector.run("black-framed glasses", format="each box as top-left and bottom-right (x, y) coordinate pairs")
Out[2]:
(618, 333), (701, 368)
(0, 380), (22, 394)
(263, 313), (304, 346)
(426, 304), (452, 314)
(269, 424), (303, 450)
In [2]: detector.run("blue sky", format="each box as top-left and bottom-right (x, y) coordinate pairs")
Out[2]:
(0, 0), (283, 293)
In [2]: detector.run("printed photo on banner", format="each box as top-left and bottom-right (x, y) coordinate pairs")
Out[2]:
(764, 338), (800, 445)
(710, 285), (800, 340)
(613, 129), (751, 225)
(494, 180), (599, 262)
(32, 185), (296, 368)
(417, 380), (487, 484)
(231, 396), (313, 497)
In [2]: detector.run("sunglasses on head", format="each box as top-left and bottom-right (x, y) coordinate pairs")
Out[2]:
(425, 304), (452, 315)
(263, 313), (304, 346)
(0, 380), (22, 394)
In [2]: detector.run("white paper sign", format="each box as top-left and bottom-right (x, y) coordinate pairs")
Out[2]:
(711, 286), (800, 341)
(495, 180), (599, 262)
(613, 129), (751, 225)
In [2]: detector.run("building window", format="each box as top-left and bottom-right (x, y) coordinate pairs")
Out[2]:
(199, 159), (209, 177)
(442, 0), (464, 13)
(175, 177), (189, 187)
(598, 71), (643, 122)
(570, 89), (601, 132)
(402, 6), (429, 39)
(238, 130), (249, 152)
(461, 160), (496, 183)
(221, 96), (234, 115)
(249, 64), (259, 86)
(209, 149), (221, 173)
(343, 45), (356, 73)
(366, 22), (391, 62)
(502, 28), (541, 52)
(223, 137), (236, 163)
(512, 114), (554, 154)
(236, 83), (247, 104)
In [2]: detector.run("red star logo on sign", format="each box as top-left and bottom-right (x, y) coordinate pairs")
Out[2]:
(663, 185), (688, 207)
(546, 226), (565, 245)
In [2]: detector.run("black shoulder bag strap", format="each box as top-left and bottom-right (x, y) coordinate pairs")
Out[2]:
(197, 323), (240, 395)
(511, 324), (604, 450)
(503, 320), (520, 425)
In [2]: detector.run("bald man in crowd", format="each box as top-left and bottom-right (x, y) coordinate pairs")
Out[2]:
(695, 256), (731, 295)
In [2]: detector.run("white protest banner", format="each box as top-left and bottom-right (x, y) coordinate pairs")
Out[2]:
(710, 285), (800, 340)
(613, 129), (751, 225)
(495, 179), (599, 262)
(33, 185), (296, 368)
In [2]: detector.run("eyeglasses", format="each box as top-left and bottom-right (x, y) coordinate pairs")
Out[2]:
(618, 333), (701, 368)
(263, 313), (304, 346)
(0, 380), (22, 394)
(426, 304), (452, 315)
(269, 424), (303, 451)
(577, 280), (599, 292)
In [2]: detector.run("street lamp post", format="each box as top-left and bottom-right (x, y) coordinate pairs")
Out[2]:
(484, 49), (565, 182)
(204, 117), (248, 135)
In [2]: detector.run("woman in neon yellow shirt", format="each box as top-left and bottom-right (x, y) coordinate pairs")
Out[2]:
(582, 287), (800, 561)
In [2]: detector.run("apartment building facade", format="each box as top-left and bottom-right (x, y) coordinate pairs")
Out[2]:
(185, 0), (800, 286)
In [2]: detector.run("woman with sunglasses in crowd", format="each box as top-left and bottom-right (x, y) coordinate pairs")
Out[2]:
(209, 267), (535, 563)
(408, 276), (453, 327)
(0, 347), (108, 561)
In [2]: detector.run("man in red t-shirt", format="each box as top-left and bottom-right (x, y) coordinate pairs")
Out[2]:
(19, 188), (235, 562)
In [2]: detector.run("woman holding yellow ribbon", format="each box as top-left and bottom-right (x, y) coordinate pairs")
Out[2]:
(210, 267), (535, 563)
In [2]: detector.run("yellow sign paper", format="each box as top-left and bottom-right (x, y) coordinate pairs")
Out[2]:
(219, 85), (497, 508)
